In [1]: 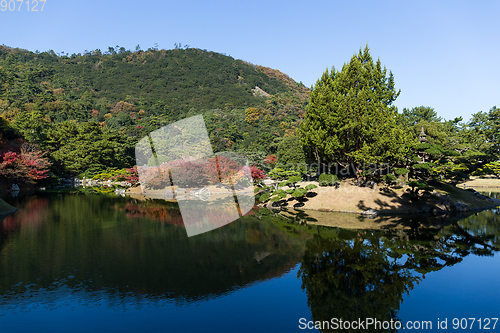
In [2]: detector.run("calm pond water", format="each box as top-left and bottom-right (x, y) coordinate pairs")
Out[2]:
(0, 193), (499, 332)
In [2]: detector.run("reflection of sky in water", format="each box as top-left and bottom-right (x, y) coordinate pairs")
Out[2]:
(0, 266), (311, 333)
(400, 254), (500, 330)
(1, 256), (499, 332)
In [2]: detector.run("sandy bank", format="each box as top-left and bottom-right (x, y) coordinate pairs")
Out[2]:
(270, 180), (500, 214)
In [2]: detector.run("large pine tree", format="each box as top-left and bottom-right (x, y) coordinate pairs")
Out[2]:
(300, 46), (410, 175)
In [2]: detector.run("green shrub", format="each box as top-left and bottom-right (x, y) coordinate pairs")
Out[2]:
(405, 180), (434, 201)
(258, 192), (270, 202)
(292, 188), (307, 198)
(318, 173), (339, 187)
(382, 174), (396, 186)
(304, 184), (317, 191)
(394, 168), (410, 176)
(257, 172), (316, 206)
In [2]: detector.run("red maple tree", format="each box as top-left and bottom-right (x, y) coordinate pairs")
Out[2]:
(0, 142), (52, 183)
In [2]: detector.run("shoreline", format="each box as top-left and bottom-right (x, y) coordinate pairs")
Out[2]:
(0, 198), (18, 217)
(289, 200), (500, 215)
(125, 179), (500, 217)
(263, 180), (500, 215)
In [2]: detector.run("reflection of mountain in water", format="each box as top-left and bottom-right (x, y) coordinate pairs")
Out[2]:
(1, 194), (499, 330)
(0, 195), (307, 306)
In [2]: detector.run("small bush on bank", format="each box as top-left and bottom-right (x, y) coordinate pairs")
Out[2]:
(318, 173), (339, 187)
(382, 174), (396, 186)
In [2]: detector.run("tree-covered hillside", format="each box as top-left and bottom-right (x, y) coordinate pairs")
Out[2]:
(0, 44), (310, 178)
(0, 45), (308, 120)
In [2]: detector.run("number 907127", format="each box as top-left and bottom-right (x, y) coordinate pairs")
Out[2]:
(1, 0), (46, 11)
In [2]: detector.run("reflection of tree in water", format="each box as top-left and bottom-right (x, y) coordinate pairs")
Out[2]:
(0, 195), (308, 307)
(295, 208), (500, 333)
(451, 208), (500, 254)
(299, 230), (416, 333)
(0, 196), (50, 252)
(117, 199), (184, 225)
(1, 197), (50, 234)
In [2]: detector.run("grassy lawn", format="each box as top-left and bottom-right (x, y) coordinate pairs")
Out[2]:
(459, 177), (500, 188)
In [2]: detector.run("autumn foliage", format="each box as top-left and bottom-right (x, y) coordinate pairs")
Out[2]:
(250, 165), (266, 181)
(264, 155), (277, 167)
(140, 156), (253, 189)
(0, 142), (52, 183)
(169, 160), (209, 187)
(205, 156), (242, 184)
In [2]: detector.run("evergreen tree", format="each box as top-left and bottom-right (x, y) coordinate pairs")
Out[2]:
(299, 46), (409, 176)
(44, 121), (134, 175)
(276, 135), (306, 170)
(399, 106), (442, 126)
(464, 106), (500, 160)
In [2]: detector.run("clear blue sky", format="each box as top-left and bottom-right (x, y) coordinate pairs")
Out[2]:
(1, 0), (498, 122)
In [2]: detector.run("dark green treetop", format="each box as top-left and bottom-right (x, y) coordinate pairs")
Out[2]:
(299, 46), (410, 173)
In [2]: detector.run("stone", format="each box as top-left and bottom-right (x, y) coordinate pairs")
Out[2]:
(361, 209), (379, 217)
(452, 201), (468, 212)
(163, 190), (175, 200)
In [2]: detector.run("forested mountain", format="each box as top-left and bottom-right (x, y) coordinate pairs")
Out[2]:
(0, 44), (310, 177)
